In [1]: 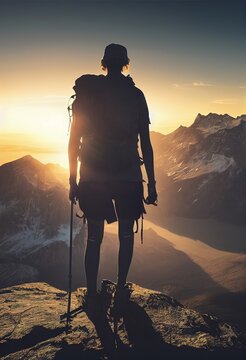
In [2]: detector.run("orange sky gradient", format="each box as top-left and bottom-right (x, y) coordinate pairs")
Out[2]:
(1, 1), (245, 169)
(1, 65), (245, 169)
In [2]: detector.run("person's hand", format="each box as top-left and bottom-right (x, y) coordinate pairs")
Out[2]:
(144, 181), (158, 206)
(69, 178), (79, 204)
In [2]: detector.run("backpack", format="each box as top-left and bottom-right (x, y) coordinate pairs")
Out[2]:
(72, 74), (141, 173)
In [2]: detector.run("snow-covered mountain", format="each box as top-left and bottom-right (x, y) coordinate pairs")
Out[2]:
(0, 113), (245, 289)
(192, 113), (245, 136)
(0, 156), (86, 288)
(0, 155), (71, 255)
(150, 113), (246, 224)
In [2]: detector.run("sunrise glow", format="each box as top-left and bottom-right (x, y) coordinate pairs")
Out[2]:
(1, 1), (245, 168)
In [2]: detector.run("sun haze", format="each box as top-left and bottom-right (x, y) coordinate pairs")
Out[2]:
(1, 0), (245, 167)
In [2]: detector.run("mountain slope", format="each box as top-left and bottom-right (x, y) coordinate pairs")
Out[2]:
(150, 113), (246, 224)
(0, 156), (82, 288)
(105, 220), (246, 331)
(0, 113), (246, 334)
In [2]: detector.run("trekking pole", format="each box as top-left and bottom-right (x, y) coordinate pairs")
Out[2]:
(66, 200), (74, 332)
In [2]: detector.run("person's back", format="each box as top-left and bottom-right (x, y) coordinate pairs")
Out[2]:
(72, 71), (149, 181)
(68, 43), (157, 321)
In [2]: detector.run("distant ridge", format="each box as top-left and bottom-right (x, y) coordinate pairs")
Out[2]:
(149, 113), (246, 225)
(0, 154), (68, 189)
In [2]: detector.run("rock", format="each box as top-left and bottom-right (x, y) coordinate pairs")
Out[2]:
(0, 281), (244, 359)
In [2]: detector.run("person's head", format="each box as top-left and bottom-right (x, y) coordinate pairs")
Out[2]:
(101, 43), (130, 72)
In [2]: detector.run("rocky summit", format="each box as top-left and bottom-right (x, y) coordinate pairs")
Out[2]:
(0, 281), (244, 360)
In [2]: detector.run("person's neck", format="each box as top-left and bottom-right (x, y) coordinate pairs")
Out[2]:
(106, 69), (124, 78)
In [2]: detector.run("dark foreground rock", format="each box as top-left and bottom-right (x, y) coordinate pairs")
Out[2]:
(0, 282), (245, 359)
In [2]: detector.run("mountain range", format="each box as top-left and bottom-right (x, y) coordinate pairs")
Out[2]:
(0, 113), (245, 334)
(148, 113), (246, 225)
(0, 155), (85, 289)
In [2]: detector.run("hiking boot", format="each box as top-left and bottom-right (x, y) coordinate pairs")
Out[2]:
(100, 279), (115, 316)
(110, 284), (132, 320)
(83, 292), (104, 322)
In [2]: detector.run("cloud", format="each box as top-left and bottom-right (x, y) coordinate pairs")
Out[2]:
(172, 83), (182, 89)
(239, 86), (246, 89)
(192, 81), (213, 87)
(172, 81), (214, 89)
(212, 99), (239, 105)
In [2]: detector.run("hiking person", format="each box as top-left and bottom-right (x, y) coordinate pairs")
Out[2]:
(68, 43), (157, 319)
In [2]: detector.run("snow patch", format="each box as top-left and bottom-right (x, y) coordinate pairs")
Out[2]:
(197, 118), (242, 137)
(198, 178), (209, 190)
(50, 224), (71, 246)
(0, 222), (80, 257)
(0, 200), (18, 214)
(169, 154), (236, 180)
(206, 154), (236, 173)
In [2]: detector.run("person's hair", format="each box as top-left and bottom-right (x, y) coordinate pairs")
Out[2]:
(101, 57), (130, 72)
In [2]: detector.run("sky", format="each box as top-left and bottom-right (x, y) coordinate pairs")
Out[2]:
(0, 0), (245, 168)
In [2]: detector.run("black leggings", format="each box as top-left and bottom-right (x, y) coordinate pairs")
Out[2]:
(85, 218), (134, 295)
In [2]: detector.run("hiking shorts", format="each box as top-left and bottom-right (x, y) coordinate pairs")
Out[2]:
(78, 180), (146, 223)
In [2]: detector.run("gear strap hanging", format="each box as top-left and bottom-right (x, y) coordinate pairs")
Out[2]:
(140, 213), (144, 244)
(76, 212), (87, 224)
(134, 213), (144, 244)
(67, 94), (76, 135)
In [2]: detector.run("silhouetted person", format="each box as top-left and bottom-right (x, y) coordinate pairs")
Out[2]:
(68, 43), (157, 318)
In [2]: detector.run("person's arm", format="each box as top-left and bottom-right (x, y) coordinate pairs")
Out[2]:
(139, 122), (155, 183)
(138, 90), (157, 205)
(68, 107), (81, 202)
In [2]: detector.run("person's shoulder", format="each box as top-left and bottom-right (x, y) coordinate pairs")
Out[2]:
(129, 79), (145, 98)
(133, 86), (147, 103)
(133, 84), (150, 123)
(134, 87), (144, 96)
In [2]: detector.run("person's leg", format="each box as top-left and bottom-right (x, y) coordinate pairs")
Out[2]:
(117, 219), (135, 287)
(85, 218), (104, 295)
